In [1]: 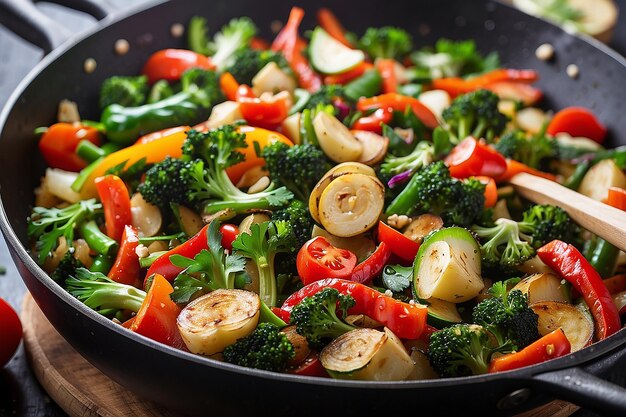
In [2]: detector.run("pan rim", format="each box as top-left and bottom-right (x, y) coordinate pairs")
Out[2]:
(0, 0), (625, 390)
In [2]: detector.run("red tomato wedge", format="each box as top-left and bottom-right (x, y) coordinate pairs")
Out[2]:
(142, 49), (214, 84)
(94, 175), (132, 242)
(445, 137), (507, 178)
(377, 221), (420, 262)
(357, 93), (439, 129)
(296, 236), (357, 285)
(219, 224), (240, 253)
(546, 107), (607, 144)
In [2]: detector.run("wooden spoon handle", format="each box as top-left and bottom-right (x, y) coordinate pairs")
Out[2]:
(510, 173), (626, 252)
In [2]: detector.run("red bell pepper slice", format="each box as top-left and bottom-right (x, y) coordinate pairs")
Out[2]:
(350, 242), (391, 284)
(377, 221), (420, 263)
(376, 59), (398, 94)
(287, 351), (329, 377)
(546, 107), (607, 144)
(130, 273), (185, 349)
(323, 62), (373, 85)
(94, 175), (132, 242)
(281, 278), (428, 339)
(317, 8), (352, 48)
(484, 81), (543, 106)
(272, 7), (322, 92)
(476, 176), (498, 208)
(352, 107), (393, 134)
(250, 37), (270, 50)
(537, 240), (621, 340)
(238, 93), (290, 130)
(494, 159), (557, 183)
(488, 329), (571, 373)
(357, 93), (439, 129)
(142, 49), (214, 84)
(432, 68), (539, 98)
(444, 137), (507, 178)
(146, 224), (209, 284)
(108, 225), (141, 288)
(38, 122), (101, 172)
(605, 187), (626, 211)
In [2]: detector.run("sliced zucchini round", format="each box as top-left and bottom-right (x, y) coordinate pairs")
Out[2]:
(317, 173), (385, 237)
(531, 301), (594, 353)
(309, 27), (365, 75)
(320, 328), (413, 381)
(424, 297), (462, 328)
(413, 227), (483, 303)
(177, 289), (260, 356)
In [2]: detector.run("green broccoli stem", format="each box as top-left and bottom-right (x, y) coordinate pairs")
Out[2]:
(257, 255), (277, 307)
(90, 254), (113, 274)
(81, 282), (146, 312)
(259, 301), (287, 327)
(565, 161), (591, 190)
(139, 251), (168, 269)
(79, 220), (118, 256)
(204, 199), (274, 214)
(386, 172), (420, 215)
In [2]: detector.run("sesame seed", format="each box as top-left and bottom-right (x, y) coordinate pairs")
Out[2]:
(171, 23), (185, 38)
(535, 43), (554, 61)
(114, 39), (130, 55)
(83, 58), (96, 74)
(566, 64), (580, 79)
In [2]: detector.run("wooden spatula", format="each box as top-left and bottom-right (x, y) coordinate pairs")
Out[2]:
(510, 173), (626, 252)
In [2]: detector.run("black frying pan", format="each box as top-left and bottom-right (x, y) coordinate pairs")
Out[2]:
(1, 0), (626, 415)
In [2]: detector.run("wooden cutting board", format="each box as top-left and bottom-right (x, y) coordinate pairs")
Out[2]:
(21, 293), (579, 417)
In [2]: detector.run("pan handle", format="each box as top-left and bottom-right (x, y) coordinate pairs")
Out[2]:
(0, 0), (72, 53)
(530, 367), (626, 417)
(0, 0), (113, 54)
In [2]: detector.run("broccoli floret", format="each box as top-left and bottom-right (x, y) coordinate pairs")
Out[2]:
(99, 75), (148, 109)
(272, 200), (314, 249)
(209, 17), (258, 70)
(442, 89), (508, 143)
(225, 48), (290, 85)
(494, 129), (556, 169)
(261, 142), (331, 202)
(428, 324), (495, 377)
(138, 157), (193, 211)
(304, 85), (351, 113)
(410, 39), (500, 80)
(181, 126), (293, 214)
(379, 141), (434, 181)
(28, 199), (102, 265)
(50, 251), (85, 282)
(289, 288), (357, 349)
(518, 204), (580, 248)
(187, 16), (213, 56)
(472, 218), (535, 273)
(223, 323), (294, 372)
(180, 67), (221, 108)
(472, 281), (539, 350)
(386, 161), (485, 227)
(65, 268), (146, 317)
(147, 79), (175, 104)
(358, 26), (413, 60)
(232, 221), (296, 307)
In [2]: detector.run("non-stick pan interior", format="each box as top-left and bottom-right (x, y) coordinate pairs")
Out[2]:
(1, 0), (626, 415)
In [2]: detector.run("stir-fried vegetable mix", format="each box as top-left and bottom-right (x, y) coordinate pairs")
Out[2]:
(29, 7), (626, 380)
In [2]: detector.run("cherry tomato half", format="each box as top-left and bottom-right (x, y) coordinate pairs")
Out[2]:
(296, 236), (357, 286)
(142, 49), (214, 84)
(220, 224), (240, 252)
(0, 298), (22, 367)
(38, 123), (101, 172)
(377, 221), (420, 262)
(445, 137), (507, 179)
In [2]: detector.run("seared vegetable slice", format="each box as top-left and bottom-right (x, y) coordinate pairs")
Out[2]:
(530, 301), (594, 353)
(177, 289), (260, 356)
(321, 327), (413, 380)
(512, 273), (569, 304)
(317, 173), (385, 237)
(313, 112), (363, 163)
(413, 227), (483, 303)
